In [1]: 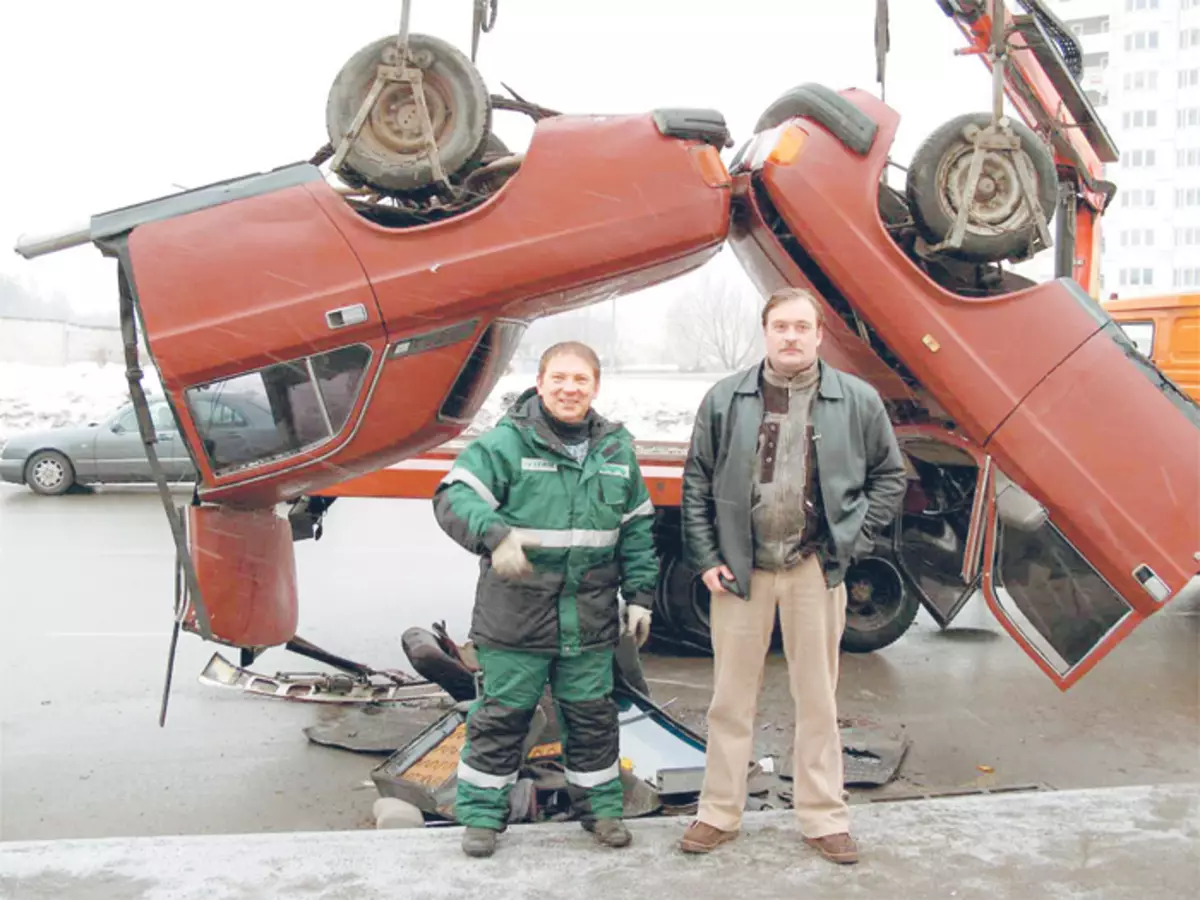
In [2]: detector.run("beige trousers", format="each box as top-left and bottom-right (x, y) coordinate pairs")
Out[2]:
(697, 553), (849, 837)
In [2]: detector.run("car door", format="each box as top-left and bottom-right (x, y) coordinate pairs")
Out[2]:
(979, 320), (1200, 690)
(150, 401), (194, 481)
(91, 406), (153, 482)
(892, 433), (993, 628)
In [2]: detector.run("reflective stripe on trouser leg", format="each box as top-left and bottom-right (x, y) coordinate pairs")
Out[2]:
(551, 648), (624, 820)
(456, 647), (550, 830)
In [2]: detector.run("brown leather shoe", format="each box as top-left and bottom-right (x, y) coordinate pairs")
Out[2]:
(804, 832), (859, 864)
(679, 820), (739, 854)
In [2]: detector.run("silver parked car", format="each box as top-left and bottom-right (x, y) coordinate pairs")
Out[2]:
(0, 392), (281, 495)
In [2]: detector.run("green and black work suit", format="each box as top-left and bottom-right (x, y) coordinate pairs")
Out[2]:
(432, 388), (658, 829)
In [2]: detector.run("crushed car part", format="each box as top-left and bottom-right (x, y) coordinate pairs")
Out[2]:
(304, 701), (454, 754)
(198, 653), (443, 704)
(401, 626), (478, 702)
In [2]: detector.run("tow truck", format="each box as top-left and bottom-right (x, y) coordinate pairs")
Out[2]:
(12, 0), (1200, 698)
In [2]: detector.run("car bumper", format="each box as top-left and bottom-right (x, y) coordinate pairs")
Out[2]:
(0, 457), (27, 484)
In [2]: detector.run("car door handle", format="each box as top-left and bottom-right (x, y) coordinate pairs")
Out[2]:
(326, 304), (369, 329)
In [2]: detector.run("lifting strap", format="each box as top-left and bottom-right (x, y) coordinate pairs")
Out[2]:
(116, 264), (213, 641)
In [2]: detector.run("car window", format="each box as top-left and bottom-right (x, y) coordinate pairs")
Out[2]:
(151, 403), (178, 432)
(1117, 320), (1155, 358)
(114, 407), (139, 432)
(988, 472), (1132, 675)
(184, 344), (372, 473)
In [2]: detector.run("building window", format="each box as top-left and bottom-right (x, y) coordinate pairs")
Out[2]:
(1120, 188), (1156, 208)
(1176, 187), (1200, 207)
(1183, 29), (1200, 50)
(1124, 148), (1157, 167)
(1178, 109), (1200, 128)
(1179, 148), (1200, 167)
(1083, 52), (1109, 71)
(1121, 110), (1158, 129)
(1086, 89), (1108, 107)
(1174, 268), (1200, 288)
(1179, 70), (1199, 90)
(1124, 71), (1158, 91)
(1119, 268), (1155, 287)
(1119, 229), (1155, 247)
(1067, 16), (1109, 36)
(1124, 31), (1159, 51)
(1175, 227), (1200, 246)
(1125, 0), (1159, 9)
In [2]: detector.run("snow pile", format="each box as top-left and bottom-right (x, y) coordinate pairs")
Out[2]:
(0, 361), (162, 442)
(0, 362), (722, 446)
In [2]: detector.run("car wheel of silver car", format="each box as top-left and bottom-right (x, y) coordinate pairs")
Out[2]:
(24, 449), (75, 496)
(906, 112), (1057, 263)
(325, 32), (491, 196)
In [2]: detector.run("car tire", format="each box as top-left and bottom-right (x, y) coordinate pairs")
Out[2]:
(325, 33), (491, 195)
(906, 112), (1057, 263)
(24, 450), (76, 496)
(840, 557), (918, 653)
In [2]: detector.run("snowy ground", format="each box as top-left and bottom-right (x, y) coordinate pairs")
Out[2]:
(0, 362), (723, 446)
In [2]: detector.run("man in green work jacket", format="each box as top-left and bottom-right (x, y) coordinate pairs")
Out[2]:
(432, 340), (659, 859)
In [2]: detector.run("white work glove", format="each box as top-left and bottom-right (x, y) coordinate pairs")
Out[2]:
(625, 605), (653, 647)
(490, 530), (541, 578)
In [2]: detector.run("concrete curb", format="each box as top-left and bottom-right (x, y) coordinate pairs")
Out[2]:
(1, 783), (1197, 899)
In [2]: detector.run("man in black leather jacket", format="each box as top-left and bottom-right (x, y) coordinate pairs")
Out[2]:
(677, 287), (906, 865)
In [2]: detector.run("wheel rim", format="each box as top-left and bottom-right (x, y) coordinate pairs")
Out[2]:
(365, 69), (455, 158)
(937, 141), (1034, 237)
(30, 457), (65, 491)
(845, 560), (904, 632)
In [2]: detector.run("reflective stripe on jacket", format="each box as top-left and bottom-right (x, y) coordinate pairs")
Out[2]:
(433, 388), (658, 656)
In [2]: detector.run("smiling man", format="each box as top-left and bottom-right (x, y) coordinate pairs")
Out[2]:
(678, 287), (906, 864)
(432, 341), (658, 858)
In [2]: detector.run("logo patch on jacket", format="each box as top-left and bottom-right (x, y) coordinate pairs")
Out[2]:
(599, 463), (630, 478)
(521, 458), (559, 472)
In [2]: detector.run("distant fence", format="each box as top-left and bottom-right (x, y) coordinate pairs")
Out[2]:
(0, 316), (129, 366)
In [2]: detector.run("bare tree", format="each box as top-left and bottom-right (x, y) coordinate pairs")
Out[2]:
(668, 271), (764, 372)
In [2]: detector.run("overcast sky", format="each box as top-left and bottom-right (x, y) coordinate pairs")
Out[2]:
(0, 0), (1016, 319)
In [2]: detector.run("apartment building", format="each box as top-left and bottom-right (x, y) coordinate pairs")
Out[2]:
(1045, 0), (1198, 296)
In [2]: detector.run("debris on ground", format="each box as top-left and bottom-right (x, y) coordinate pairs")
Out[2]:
(197, 652), (445, 704)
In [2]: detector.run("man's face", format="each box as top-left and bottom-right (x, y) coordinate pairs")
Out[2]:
(764, 296), (823, 375)
(536, 353), (598, 423)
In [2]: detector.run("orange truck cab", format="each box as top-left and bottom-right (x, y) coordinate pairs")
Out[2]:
(1103, 293), (1200, 403)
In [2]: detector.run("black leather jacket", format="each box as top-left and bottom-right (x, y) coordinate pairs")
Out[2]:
(681, 360), (907, 592)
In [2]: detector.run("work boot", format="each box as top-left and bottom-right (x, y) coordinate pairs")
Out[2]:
(583, 817), (632, 848)
(804, 832), (859, 865)
(461, 826), (498, 858)
(678, 820), (739, 854)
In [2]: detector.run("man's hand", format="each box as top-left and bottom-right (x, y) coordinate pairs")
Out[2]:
(491, 530), (541, 578)
(701, 564), (736, 595)
(625, 605), (653, 647)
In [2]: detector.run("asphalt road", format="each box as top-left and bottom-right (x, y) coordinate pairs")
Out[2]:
(1, 484), (1197, 841)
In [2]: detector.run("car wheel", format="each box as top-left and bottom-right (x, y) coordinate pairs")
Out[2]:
(840, 557), (918, 653)
(24, 450), (76, 496)
(325, 33), (491, 196)
(906, 112), (1057, 263)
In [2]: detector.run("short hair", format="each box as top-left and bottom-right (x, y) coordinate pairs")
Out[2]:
(538, 341), (601, 380)
(761, 287), (825, 330)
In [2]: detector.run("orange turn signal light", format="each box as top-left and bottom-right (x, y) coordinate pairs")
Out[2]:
(767, 124), (809, 166)
(690, 144), (732, 187)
